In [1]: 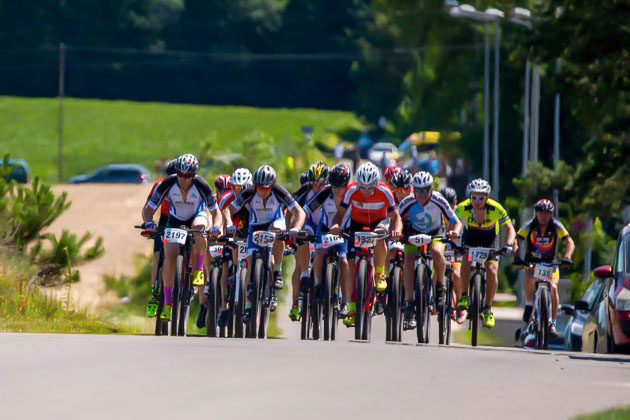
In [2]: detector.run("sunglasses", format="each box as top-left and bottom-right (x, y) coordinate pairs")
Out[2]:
(256, 185), (272, 192)
(233, 185), (244, 192)
(414, 187), (431, 194)
(359, 185), (375, 192)
(394, 187), (410, 194)
(177, 171), (194, 179)
(471, 195), (487, 202)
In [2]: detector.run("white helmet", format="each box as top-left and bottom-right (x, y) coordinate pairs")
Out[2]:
(253, 165), (277, 187)
(412, 171), (433, 188)
(175, 153), (199, 174)
(232, 168), (252, 189)
(356, 162), (379, 186)
(468, 178), (491, 195)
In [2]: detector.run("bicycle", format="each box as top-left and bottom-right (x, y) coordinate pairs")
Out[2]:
(297, 236), (318, 340)
(319, 233), (345, 341)
(385, 241), (404, 342)
(206, 240), (231, 337)
(135, 224), (168, 336)
(513, 257), (570, 349)
(440, 242), (464, 345)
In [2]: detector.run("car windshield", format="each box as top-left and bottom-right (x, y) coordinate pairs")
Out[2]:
(625, 235), (630, 275)
(581, 279), (604, 310)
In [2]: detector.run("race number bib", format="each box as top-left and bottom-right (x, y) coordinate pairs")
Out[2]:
(209, 245), (223, 258)
(444, 244), (455, 262)
(354, 232), (377, 248)
(408, 234), (432, 248)
(321, 234), (344, 248)
(534, 264), (554, 282)
(252, 231), (276, 247)
(163, 228), (187, 245)
(237, 241), (248, 261)
(468, 248), (490, 264)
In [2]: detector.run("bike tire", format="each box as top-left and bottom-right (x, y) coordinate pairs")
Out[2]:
(422, 269), (432, 344)
(539, 287), (550, 350)
(390, 266), (402, 342)
(311, 274), (321, 341)
(206, 266), (221, 337)
(471, 273), (481, 347)
(300, 289), (311, 340)
(169, 255), (183, 336)
(323, 261), (334, 341)
(257, 259), (271, 339)
(177, 265), (191, 337)
(234, 265), (247, 338)
(445, 278), (453, 345)
(154, 264), (166, 336)
(247, 258), (262, 339)
(355, 259), (367, 341)
(415, 263), (425, 344)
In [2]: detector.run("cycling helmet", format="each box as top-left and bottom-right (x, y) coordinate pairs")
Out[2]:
(308, 161), (329, 183)
(253, 165), (277, 187)
(232, 168), (252, 188)
(300, 171), (309, 186)
(534, 198), (554, 213)
(390, 169), (412, 188)
(384, 165), (402, 184)
(175, 153), (199, 174)
(164, 159), (177, 176)
(468, 178), (491, 195)
(328, 163), (351, 187)
(215, 174), (232, 191)
(355, 162), (379, 186)
(440, 187), (457, 206)
(411, 171), (433, 189)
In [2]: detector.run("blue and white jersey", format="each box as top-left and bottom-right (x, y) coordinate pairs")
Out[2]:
(148, 175), (217, 221)
(231, 183), (297, 226)
(397, 191), (458, 235)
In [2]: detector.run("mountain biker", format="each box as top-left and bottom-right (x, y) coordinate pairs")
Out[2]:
(144, 159), (177, 317)
(289, 163), (352, 321)
(225, 164), (306, 323)
(288, 161), (329, 321)
(214, 174), (233, 202)
(329, 161), (402, 327)
(197, 168), (253, 328)
(454, 178), (518, 329)
(398, 172), (462, 329)
(384, 165), (403, 189)
(517, 198), (575, 338)
(141, 154), (221, 321)
(440, 186), (464, 323)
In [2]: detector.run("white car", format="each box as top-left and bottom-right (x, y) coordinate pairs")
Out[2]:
(367, 142), (398, 165)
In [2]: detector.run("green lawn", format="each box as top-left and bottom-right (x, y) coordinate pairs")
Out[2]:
(452, 329), (508, 347)
(1, 96), (363, 184)
(573, 406), (630, 420)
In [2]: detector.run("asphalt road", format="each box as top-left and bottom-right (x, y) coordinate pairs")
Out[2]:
(2, 333), (629, 420)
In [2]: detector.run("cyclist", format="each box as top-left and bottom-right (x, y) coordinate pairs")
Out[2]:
(440, 186), (465, 323)
(225, 164), (306, 323)
(141, 154), (221, 321)
(517, 198), (575, 338)
(329, 161), (403, 327)
(288, 161), (329, 320)
(144, 159), (177, 317)
(398, 172), (462, 329)
(289, 163), (351, 321)
(214, 174), (233, 202)
(384, 165), (403, 189)
(299, 171), (309, 186)
(454, 178), (517, 328)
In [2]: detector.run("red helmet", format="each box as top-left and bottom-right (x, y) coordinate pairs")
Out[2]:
(384, 165), (402, 184)
(215, 174), (232, 192)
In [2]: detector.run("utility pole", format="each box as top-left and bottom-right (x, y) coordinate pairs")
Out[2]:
(58, 43), (65, 184)
(492, 22), (500, 198)
(552, 59), (561, 216)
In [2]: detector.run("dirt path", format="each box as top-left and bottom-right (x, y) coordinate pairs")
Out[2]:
(47, 184), (153, 312)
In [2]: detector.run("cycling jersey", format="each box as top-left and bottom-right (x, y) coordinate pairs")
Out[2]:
(147, 178), (171, 217)
(293, 182), (316, 207)
(517, 217), (569, 262)
(398, 191), (458, 236)
(232, 184), (297, 226)
(341, 182), (395, 226)
(219, 190), (250, 230)
(455, 198), (510, 248)
(305, 185), (337, 229)
(148, 175), (216, 222)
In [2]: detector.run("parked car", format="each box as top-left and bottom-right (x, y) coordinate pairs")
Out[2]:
(561, 277), (610, 352)
(579, 223), (630, 354)
(67, 164), (152, 184)
(1, 158), (31, 183)
(367, 142), (398, 166)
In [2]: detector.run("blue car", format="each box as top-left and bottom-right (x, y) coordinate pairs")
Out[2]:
(1, 158), (31, 183)
(67, 164), (152, 184)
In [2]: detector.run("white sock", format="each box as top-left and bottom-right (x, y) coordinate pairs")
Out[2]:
(525, 300), (533, 306)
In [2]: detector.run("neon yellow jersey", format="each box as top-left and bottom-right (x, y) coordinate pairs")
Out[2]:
(455, 198), (510, 235)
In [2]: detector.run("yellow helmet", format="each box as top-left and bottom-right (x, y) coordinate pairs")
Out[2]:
(308, 160), (329, 183)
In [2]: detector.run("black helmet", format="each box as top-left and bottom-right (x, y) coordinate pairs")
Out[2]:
(328, 163), (351, 187)
(440, 187), (457, 206)
(534, 198), (554, 213)
(164, 159), (177, 176)
(390, 170), (412, 188)
(299, 171), (309, 186)
(307, 161), (329, 183)
(253, 165), (277, 187)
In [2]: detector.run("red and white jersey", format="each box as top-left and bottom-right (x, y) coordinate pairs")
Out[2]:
(341, 182), (395, 225)
(218, 190), (236, 211)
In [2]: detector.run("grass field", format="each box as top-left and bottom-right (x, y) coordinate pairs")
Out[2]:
(573, 406), (630, 420)
(1, 96), (363, 184)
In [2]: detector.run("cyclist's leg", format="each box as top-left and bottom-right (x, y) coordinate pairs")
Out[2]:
(452, 262), (462, 301)
(221, 260), (229, 305)
(403, 246), (417, 301)
(191, 214), (209, 285)
(460, 259), (472, 296)
(292, 243), (308, 303)
(484, 260), (499, 308)
(550, 270), (560, 321)
(431, 242), (446, 288)
(162, 242), (180, 301)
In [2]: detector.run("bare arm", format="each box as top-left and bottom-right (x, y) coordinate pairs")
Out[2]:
(389, 208), (402, 237)
(142, 202), (156, 223)
(504, 221), (518, 253)
(288, 204), (306, 231)
(563, 236), (575, 259)
(329, 205), (347, 234)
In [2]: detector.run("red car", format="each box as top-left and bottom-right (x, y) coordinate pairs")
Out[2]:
(585, 223), (630, 353)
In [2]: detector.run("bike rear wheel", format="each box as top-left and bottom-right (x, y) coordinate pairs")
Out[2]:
(445, 278), (453, 345)
(415, 263), (425, 344)
(355, 259), (367, 341)
(247, 258), (262, 338)
(206, 266), (221, 337)
(422, 269), (432, 344)
(470, 273), (481, 347)
(169, 255), (183, 336)
(257, 259), (271, 339)
(390, 266), (402, 342)
(538, 287), (550, 349)
(154, 264), (168, 336)
(322, 261), (334, 341)
(177, 271), (191, 337)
